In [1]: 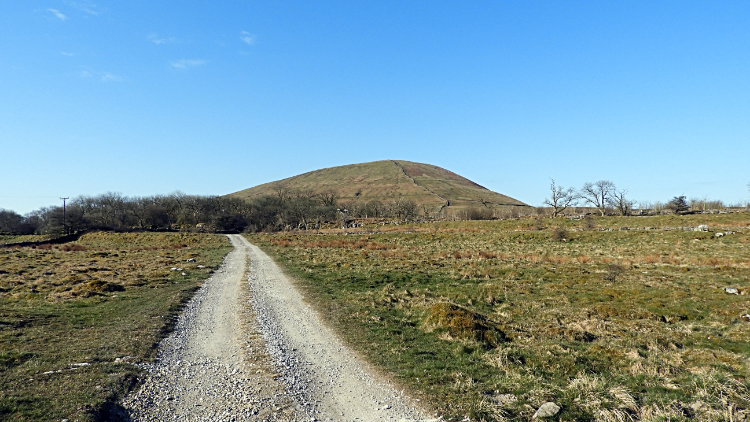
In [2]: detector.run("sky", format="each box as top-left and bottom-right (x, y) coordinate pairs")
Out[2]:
(2, 1), (749, 214)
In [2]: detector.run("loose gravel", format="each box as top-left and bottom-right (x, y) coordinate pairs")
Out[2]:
(122, 234), (434, 422)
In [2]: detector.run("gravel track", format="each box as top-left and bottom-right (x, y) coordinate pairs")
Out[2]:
(123, 234), (434, 421)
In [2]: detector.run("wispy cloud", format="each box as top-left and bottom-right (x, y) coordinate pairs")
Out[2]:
(65, 1), (100, 15)
(77, 70), (122, 82)
(48, 9), (67, 20)
(61, 52), (74, 56)
(148, 33), (176, 45)
(240, 31), (255, 45)
(170, 59), (206, 69)
(99, 72), (122, 82)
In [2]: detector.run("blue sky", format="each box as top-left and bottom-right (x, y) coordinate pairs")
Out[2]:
(2, 1), (749, 214)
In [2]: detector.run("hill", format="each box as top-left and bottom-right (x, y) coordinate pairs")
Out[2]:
(226, 160), (528, 215)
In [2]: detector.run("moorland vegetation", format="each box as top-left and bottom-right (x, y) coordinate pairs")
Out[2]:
(0, 232), (231, 421)
(247, 212), (750, 421)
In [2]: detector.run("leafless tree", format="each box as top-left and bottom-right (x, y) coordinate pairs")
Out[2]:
(274, 186), (291, 203)
(0, 209), (25, 234)
(288, 197), (315, 229)
(317, 190), (338, 207)
(580, 180), (616, 216)
(128, 196), (151, 228)
(367, 200), (385, 218)
(608, 189), (634, 216)
(98, 192), (128, 227)
(392, 198), (417, 220)
(420, 203), (433, 218)
(543, 179), (578, 217)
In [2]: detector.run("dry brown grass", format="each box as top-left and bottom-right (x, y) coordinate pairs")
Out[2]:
(247, 213), (750, 421)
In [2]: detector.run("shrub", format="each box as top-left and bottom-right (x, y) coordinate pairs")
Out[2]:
(551, 226), (569, 241)
(603, 263), (625, 282)
(465, 207), (493, 221)
(583, 215), (596, 231)
(667, 196), (690, 214)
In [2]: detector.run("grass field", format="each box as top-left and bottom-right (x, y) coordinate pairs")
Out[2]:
(246, 213), (750, 421)
(0, 232), (231, 421)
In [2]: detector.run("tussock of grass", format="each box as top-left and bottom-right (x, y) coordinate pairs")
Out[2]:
(246, 212), (750, 421)
(424, 302), (508, 348)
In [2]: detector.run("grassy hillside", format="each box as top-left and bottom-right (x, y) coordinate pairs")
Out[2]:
(246, 213), (750, 421)
(227, 160), (528, 215)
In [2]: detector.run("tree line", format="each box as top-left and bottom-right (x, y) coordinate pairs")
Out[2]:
(544, 179), (750, 217)
(0, 190), (425, 236)
(3, 181), (747, 235)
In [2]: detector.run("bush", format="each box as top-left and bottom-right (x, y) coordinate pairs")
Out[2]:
(583, 215), (596, 231)
(667, 196), (690, 214)
(465, 207), (493, 221)
(603, 263), (625, 282)
(551, 226), (569, 241)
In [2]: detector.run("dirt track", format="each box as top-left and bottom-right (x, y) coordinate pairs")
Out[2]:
(123, 234), (433, 421)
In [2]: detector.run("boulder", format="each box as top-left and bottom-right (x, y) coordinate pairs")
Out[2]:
(533, 402), (561, 419)
(724, 288), (739, 295)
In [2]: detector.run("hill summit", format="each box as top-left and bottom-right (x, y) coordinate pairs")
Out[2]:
(227, 160), (528, 215)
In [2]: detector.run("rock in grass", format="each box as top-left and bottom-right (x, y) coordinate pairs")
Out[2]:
(724, 287), (739, 295)
(492, 393), (518, 406)
(533, 402), (560, 419)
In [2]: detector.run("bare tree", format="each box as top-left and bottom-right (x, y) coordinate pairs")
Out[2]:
(128, 196), (151, 228)
(608, 189), (634, 216)
(367, 200), (385, 218)
(392, 198), (417, 221)
(580, 180), (616, 216)
(317, 190), (338, 207)
(274, 186), (291, 203)
(543, 179), (578, 217)
(420, 203), (433, 218)
(98, 192), (128, 227)
(0, 209), (25, 234)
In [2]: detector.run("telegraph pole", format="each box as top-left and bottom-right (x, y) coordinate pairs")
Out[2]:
(60, 197), (69, 235)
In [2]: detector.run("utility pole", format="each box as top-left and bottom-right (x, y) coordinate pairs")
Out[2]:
(60, 197), (69, 235)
